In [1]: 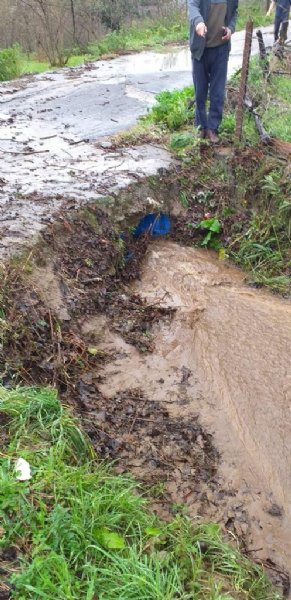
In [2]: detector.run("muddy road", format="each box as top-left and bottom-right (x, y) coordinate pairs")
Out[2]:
(0, 24), (275, 257)
(91, 241), (291, 579)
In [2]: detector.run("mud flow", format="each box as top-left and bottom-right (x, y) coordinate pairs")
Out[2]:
(80, 241), (291, 589)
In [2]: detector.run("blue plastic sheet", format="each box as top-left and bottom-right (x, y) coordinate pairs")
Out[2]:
(133, 213), (171, 238)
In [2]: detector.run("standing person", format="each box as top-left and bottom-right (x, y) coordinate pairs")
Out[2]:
(266, 0), (291, 43)
(188, 0), (239, 143)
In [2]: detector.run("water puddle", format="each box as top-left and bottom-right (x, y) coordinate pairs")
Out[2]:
(95, 241), (291, 575)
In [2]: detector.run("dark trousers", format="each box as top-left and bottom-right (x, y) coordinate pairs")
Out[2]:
(192, 43), (229, 132)
(274, 16), (289, 41)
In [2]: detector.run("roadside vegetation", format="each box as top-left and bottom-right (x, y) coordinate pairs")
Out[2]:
(0, 385), (282, 599)
(0, 1), (271, 81)
(116, 54), (291, 296)
(132, 56), (291, 144)
(0, 17), (189, 80)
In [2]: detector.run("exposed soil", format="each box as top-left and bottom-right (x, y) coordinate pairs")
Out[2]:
(80, 384), (218, 514)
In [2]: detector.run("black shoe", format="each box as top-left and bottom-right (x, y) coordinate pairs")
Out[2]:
(197, 128), (207, 139)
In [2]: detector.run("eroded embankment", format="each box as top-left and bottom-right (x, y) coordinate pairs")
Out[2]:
(1, 190), (290, 595)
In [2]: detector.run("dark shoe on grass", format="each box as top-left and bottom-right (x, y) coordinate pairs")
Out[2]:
(198, 128), (207, 139)
(207, 129), (219, 144)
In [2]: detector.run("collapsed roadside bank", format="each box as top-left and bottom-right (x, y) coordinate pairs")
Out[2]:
(0, 141), (291, 596)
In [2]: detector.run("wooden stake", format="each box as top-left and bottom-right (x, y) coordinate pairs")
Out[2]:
(235, 19), (253, 142)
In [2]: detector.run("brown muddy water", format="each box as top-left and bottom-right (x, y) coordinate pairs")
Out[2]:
(90, 241), (291, 579)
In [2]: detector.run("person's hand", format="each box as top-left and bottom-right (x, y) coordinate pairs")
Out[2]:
(196, 22), (207, 37)
(222, 27), (232, 41)
(266, 1), (275, 16)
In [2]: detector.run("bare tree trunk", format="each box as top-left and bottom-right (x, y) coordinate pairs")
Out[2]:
(70, 0), (77, 44)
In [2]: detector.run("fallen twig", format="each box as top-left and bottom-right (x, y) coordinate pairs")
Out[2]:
(68, 138), (90, 145)
(244, 96), (271, 143)
(40, 134), (57, 140)
(0, 147), (49, 155)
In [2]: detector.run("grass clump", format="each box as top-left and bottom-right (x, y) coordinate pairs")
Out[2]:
(0, 386), (281, 599)
(231, 59), (291, 144)
(229, 170), (291, 294)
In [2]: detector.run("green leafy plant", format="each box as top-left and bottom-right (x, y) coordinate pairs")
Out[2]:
(261, 172), (282, 197)
(144, 87), (194, 131)
(170, 132), (193, 149)
(199, 217), (222, 248)
(194, 190), (215, 207)
(221, 112), (236, 134)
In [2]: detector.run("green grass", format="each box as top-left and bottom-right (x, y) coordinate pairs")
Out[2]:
(229, 171), (291, 294)
(18, 54), (93, 76)
(263, 102), (291, 142)
(227, 58), (291, 144)
(237, 60), (291, 143)
(0, 386), (281, 599)
(86, 15), (189, 58)
(261, 74), (291, 142)
(236, 1), (273, 30)
(19, 57), (50, 75)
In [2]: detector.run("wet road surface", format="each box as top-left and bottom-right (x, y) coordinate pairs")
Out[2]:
(0, 25), (276, 256)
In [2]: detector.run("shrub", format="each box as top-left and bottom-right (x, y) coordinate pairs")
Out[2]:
(0, 45), (22, 81)
(144, 87), (194, 131)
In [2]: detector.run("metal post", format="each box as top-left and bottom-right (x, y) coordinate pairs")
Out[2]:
(235, 19), (254, 142)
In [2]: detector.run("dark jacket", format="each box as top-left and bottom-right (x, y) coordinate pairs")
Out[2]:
(188, 0), (239, 59)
